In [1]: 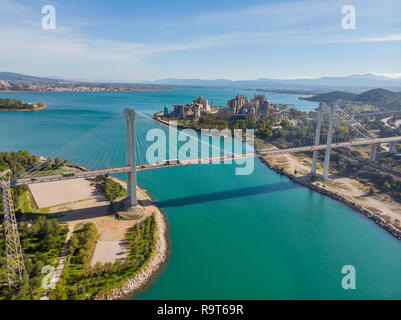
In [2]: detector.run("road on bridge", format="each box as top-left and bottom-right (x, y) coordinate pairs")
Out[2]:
(12, 136), (401, 187)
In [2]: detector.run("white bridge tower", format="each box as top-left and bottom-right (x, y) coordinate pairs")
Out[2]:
(125, 108), (138, 207)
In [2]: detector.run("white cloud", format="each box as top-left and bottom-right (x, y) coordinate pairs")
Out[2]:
(372, 72), (401, 78)
(0, 0), (400, 81)
(356, 34), (401, 43)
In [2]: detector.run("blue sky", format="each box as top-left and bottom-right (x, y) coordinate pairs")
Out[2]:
(0, 0), (400, 81)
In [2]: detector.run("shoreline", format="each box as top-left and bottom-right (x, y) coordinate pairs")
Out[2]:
(0, 106), (46, 112)
(0, 90), (168, 93)
(94, 186), (169, 300)
(258, 156), (401, 241)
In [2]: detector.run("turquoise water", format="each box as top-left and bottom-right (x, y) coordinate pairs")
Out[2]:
(1, 89), (400, 299)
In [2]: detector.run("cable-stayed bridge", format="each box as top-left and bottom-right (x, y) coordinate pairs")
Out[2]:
(1, 103), (401, 288)
(9, 103), (401, 187)
(11, 134), (401, 187)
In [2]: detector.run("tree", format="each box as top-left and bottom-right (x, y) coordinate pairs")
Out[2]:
(280, 119), (291, 130)
(368, 185), (376, 196)
(383, 181), (391, 191)
(103, 179), (125, 204)
(49, 284), (67, 300)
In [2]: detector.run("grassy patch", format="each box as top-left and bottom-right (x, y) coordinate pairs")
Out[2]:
(52, 214), (157, 300)
(0, 216), (68, 300)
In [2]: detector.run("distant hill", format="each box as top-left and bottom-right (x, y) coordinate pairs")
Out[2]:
(356, 88), (401, 105)
(2, 71), (401, 92)
(304, 88), (401, 111)
(0, 72), (182, 92)
(149, 73), (401, 91)
(0, 72), (61, 84)
(304, 91), (358, 103)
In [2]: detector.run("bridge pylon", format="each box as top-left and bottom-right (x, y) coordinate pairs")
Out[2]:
(125, 108), (138, 207)
(311, 103), (324, 176)
(0, 169), (25, 288)
(369, 143), (379, 163)
(310, 102), (335, 180)
(322, 103), (336, 180)
(389, 142), (396, 154)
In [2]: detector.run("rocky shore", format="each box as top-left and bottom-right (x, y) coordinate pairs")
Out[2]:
(94, 190), (168, 300)
(0, 105), (46, 112)
(259, 156), (401, 241)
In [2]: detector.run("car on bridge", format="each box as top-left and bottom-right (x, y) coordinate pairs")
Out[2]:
(163, 159), (181, 165)
(62, 171), (75, 177)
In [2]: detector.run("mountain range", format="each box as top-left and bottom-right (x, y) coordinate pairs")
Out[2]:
(149, 73), (401, 92)
(1, 72), (401, 93)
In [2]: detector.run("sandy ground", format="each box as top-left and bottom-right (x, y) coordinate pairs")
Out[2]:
(326, 177), (401, 222)
(265, 153), (401, 224)
(29, 178), (99, 209)
(53, 198), (136, 266)
(39, 178), (163, 299)
(382, 117), (401, 129)
(44, 184), (156, 266)
(95, 179), (168, 300)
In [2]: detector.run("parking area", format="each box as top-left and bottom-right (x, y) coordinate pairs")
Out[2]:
(29, 178), (98, 209)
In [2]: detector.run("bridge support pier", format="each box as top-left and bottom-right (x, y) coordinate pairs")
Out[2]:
(389, 142), (396, 154)
(125, 108), (137, 207)
(311, 103), (324, 176)
(369, 143), (379, 163)
(323, 103), (335, 180)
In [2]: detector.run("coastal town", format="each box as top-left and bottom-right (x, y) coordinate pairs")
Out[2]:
(0, 77), (175, 93)
(158, 94), (292, 123)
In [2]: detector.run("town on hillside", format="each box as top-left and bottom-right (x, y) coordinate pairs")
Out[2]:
(159, 94), (293, 123)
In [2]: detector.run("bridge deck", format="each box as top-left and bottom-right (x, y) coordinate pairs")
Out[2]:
(258, 136), (401, 156)
(11, 153), (255, 186)
(11, 136), (401, 186)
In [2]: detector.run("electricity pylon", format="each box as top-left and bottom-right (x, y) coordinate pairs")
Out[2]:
(0, 169), (25, 288)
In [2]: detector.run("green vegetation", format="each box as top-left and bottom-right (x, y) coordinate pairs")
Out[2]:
(95, 176), (126, 204)
(305, 88), (401, 111)
(51, 214), (157, 300)
(360, 118), (401, 138)
(0, 151), (67, 215)
(387, 113), (401, 127)
(0, 98), (45, 110)
(0, 150), (40, 173)
(0, 151), (39, 215)
(343, 102), (379, 115)
(314, 146), (401, 203)
(0, 216), (68, 300)
(304, 91), (358, 103)
(377, 152), (401, 175)
(68, 223), (98, 266)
